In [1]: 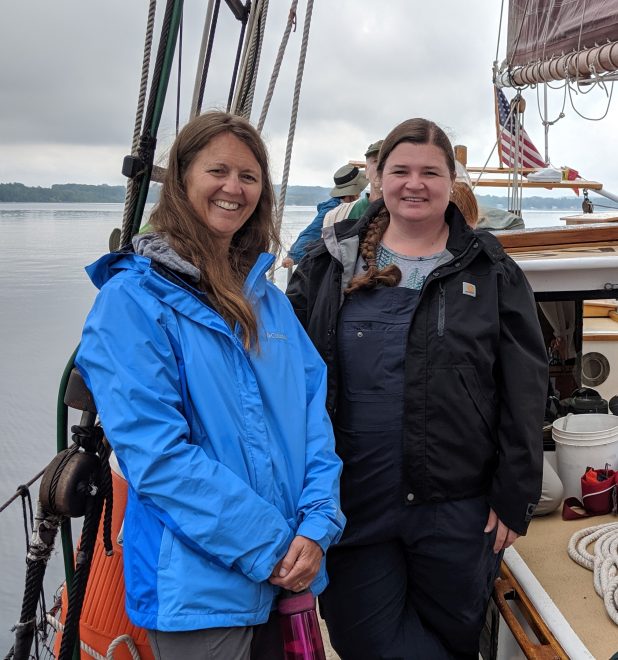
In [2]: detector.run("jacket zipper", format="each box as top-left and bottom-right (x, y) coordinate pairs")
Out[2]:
(417, 238), (481, 338)
(437, 282), (445, 337)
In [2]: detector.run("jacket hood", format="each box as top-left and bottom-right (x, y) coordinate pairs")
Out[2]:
(133, 233), (201, 283)
(85, 233), (275, 302)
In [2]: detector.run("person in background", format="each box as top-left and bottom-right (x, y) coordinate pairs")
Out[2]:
(323, 139), (384, 228)
(287, 117), (548, 659)
(281, 164), (367, 268)
(76, 111), (344, 660)
(449, 179), (479, 228)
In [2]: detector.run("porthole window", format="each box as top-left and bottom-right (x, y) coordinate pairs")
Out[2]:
(581, 352), (611, 387)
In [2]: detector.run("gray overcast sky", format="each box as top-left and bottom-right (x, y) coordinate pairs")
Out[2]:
(1, 1), (617, 197)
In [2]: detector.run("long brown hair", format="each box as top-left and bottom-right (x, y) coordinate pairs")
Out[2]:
(450, 181), (478, 228)
(149, 111), (278, 349)
(346, 118), (456, 294)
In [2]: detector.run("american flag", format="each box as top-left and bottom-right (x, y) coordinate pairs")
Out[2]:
(495, 86), (546, 169)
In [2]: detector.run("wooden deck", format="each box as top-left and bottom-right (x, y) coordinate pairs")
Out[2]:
(514, 510), (618, 660)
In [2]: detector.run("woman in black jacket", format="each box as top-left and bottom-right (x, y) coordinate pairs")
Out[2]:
(286, 118), (548, 659)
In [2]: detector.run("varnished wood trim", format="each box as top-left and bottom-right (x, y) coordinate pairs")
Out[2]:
(495, 224), (618, 250)
(493, 563), (568, 659)
(474, 178), (602, 190)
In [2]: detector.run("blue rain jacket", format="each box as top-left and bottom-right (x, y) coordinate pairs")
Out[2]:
(286, 197), (340, 263)
(76, 249), (344, 632)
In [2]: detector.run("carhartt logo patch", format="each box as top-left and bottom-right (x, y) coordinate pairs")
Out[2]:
(462, 282), (476, 297)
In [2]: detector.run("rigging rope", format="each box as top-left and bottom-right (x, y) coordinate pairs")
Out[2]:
(274, 0), (314, 237)
(239, 0), (270, 118)
(2, 482), (51, 660)
(0, 469), (45, 515)
(257, 2), (298, 133)
(494, 0), (505, 68)
(176, 16), (183, 135)
(226, 10), (250, 112)
(567, 79), (615, 121)
(120, 0), (157, 248)
(504, 0), (532, 72)
(195, 0), (222, 117)
(231, 0), (270, 118)
(121, 0), (184, 246)
(190, 0), (216, 118)
(568, 522), (618, 624)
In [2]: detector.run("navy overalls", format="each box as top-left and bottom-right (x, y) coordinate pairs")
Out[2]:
(319, 286), (502, 660)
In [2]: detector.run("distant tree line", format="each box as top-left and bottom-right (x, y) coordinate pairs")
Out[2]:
(0, 182), (161, 203)
(0, 182), (587, 210)
(477, 194), (584, 211)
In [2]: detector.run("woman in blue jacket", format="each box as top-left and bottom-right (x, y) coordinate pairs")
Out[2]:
(76, 111), (344, 660)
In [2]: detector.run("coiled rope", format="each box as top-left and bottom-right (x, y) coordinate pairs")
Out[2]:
(47, 616), (141, 660)
(568, 522), (618, 624)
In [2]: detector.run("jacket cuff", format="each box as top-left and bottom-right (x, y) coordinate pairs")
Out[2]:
(488, 492), (537, 536)
(296, 520), (336, 554)
(245, 527), (296, 583)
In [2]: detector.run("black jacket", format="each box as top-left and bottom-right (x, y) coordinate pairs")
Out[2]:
(286, 201), (548, 534)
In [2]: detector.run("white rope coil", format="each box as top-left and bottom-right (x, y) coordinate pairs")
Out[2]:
(568, 522), (618, 624)
(47, 614), (142, 660)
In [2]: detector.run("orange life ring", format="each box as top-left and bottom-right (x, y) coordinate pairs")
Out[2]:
(53, 462), (153, 659)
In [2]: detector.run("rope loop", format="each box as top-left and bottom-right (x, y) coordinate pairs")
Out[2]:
(568, 522), (618, 624)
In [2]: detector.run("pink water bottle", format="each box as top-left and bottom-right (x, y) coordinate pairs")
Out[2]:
(278, 589), (327, 660)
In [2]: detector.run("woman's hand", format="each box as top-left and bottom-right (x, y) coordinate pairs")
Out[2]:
(268, 535), (323, 592)
(484, 508), (520, 553)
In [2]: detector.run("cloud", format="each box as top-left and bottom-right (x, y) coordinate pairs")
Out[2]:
(1, 0), (617, 198)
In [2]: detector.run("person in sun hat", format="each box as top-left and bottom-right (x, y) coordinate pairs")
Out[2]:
(281, 164), (368, 267)
(322, 140), (385, 230)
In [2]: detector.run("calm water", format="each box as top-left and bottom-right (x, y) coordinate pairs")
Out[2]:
(0, 202), (570, 651)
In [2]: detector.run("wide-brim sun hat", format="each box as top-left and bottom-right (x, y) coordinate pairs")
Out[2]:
(329, 164), (369, 198)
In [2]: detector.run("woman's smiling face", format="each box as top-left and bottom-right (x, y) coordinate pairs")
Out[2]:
(381, 141), (454, 228)
(184, 132), (263, 249)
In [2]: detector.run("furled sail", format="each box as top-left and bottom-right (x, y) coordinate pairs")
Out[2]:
(497, 0), (618, 86)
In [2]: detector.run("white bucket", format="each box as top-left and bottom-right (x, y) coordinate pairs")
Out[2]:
(552, 413), (618, 499)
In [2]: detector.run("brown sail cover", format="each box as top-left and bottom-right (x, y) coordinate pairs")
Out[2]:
(507, 0), (618, 66)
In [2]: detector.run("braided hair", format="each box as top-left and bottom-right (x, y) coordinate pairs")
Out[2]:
(345, 206), (401, 293)
(346, 118), (456, 294)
